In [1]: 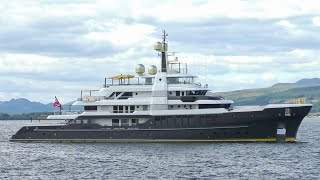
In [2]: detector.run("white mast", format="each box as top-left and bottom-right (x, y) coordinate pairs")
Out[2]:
(150, 30), (169, 111)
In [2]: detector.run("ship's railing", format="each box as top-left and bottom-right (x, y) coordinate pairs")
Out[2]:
(167, 68), (188, 74)
(103, 82), (153, 87)
(78, 95), (126, 102)
(53, 110), (83, 115)
(81, 95), (105, 102)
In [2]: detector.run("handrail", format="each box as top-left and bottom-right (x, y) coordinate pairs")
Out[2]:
(53, 111), (83, 115)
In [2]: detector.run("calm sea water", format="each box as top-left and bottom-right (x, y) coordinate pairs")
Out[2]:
(0, 118), (320, 179)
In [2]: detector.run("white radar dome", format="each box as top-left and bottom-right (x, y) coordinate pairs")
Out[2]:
(135, 64), (145, 75)
(148, 65), (157, 75)
(154, 42), (162, 51)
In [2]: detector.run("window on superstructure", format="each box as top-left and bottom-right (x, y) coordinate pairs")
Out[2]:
(202, 91), (207, 95)
(108, 92), (115, 98)
(167, 77), (194, 84)
(143, 105), (148, 111)
(199, 104), (227, 109)
(145, 78), (154, 84)
(112, 119), (119, 126)
(84, 106), (97, 111)
(121, 119), (129, 126)
(113, 106), (118, 113)
(167, 77), (180, 84)
(116, 92), (121, 97)
(131, 119), (137, 126)
(120, 92), (133, 99)
(119, 106), (124, 113)
(187, 91), (202, 96)
(130, 106), (135, 113)
(176, 91), (180, 96)
(125, 106), (129, 113)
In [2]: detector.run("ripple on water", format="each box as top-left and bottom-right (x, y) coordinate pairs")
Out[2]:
(0, 118), (320, 179)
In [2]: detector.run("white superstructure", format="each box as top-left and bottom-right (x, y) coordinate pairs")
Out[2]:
(48, 30), (234, 126)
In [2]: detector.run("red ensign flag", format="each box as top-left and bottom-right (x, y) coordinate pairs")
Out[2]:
(53, 96), (61, 108)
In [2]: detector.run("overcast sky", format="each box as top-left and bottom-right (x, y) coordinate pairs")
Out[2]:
(0, 0), (319, 103)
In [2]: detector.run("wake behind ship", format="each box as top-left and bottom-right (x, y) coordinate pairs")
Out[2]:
(11, 31), (312, 143)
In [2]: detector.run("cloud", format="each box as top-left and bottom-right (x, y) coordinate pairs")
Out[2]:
(276, 20), (296, 28)
(0, 0), (320, 103)
(312, 16), (320, 26)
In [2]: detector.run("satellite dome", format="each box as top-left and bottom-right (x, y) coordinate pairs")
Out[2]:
(148, 65), (157, 75)
(154, 42), (162, 51)
(135, 64), (145, 75)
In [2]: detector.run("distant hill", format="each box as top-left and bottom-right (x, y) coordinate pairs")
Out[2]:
(212, 78), (320, 113)
(272, 78), (320, 88)
(0, 98), (81, 115)
(296, 78), (320, 85)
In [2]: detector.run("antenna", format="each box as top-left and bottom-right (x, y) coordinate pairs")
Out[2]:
(162, 30), (168, 44)
(193, 54), (196, 75)
(205, 56), (207, 85)
(161, 30), (168, 72)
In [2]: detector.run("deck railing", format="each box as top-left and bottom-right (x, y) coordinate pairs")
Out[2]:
(53, 110), (83, 115)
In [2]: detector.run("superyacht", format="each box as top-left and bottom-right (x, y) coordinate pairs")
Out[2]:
(11, 31), (312, 142)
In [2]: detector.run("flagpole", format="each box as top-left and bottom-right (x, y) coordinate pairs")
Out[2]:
(54, 96), (63, 115)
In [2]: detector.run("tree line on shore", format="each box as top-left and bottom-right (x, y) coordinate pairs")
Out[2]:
(0, 112), (53, 120)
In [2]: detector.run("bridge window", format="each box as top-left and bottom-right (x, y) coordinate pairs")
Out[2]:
(187, 91), (202, 95)
(167, 77), (194, 84)
(119, 92), (133, 99)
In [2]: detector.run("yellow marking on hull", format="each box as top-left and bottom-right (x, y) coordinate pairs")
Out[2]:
(11, 138), (278, 143)
(285, 137), (296, 142)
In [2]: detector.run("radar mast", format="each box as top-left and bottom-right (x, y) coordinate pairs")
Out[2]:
(154, 30), (168, 73)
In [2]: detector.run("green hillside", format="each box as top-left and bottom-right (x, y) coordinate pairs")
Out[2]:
(213, 84), (320, 113)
